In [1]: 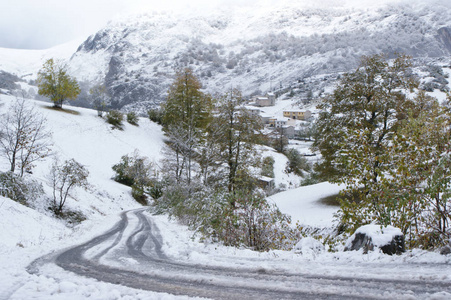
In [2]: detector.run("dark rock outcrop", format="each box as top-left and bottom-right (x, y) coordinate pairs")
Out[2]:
(345, 225), (405, 255)
(437, 27), (451, 53)
(440, 240), (451, 255)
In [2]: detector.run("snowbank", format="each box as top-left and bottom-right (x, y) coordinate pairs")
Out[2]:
(268, 182), (344, 227)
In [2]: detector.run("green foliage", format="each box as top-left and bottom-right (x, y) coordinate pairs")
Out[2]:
(112, 155), (135, 186)
(0, 171), (44, 206)
(161, 68), (213, 186)
(131, 184), (147, 205)
(315, 54), (451, 248)
(261, 156), (275, 178)
(126, 112), (139, 126)
(285, 148), (310, 176)
(106, 110), (124, 130)
(313, 53), (417, 182)
(147, 180), (163, 200)
(153, 188), (295, 251)
(112, 152), (157, 205)
(200, 191), (294, 251)
(112, 152), (154, 186)
(147, 108), (163, 125)
(162, 68), (213, 130)
(213, 89), (263, 192)
(37, 58), (80, 108)
(300, 170), (323, 186)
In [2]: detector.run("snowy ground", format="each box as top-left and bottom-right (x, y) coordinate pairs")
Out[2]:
(0, 96), (450, 299)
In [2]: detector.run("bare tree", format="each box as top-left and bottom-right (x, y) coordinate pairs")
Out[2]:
(88, 84), (110, 117)
(213, 89), (263, 193)
(0, 98), (52, 176)
(49, 158), (89, 214)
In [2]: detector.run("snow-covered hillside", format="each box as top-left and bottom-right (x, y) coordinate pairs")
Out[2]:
(0, 95), (166, 218)
(69, 0), (451, 109)
(1, 95), (450, 299)
(0, 95), (334, 299)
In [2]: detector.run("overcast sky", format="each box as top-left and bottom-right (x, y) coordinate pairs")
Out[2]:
(0, 0), (266, 49)
(0, 0), (441, 50)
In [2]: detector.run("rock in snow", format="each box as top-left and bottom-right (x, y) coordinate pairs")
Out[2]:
(440, 241), (451, 255)
(344, 225), (405, 255)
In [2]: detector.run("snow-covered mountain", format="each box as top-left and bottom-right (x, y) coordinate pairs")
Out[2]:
(1, 0), (451, 109)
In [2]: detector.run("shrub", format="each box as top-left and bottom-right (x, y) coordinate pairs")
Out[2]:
(261, 156), (275, 178)
(49, 158), (89, 215)
(147, 181), (163, 200)
(0, 171), (44, 206)
(112, 152), (154, 187)
(112, 151), (157, 205)
(148, 108), (163, 125)
(53, 208), (86, 225)
(200, 191), (295, 251)
(132, 184), (147, 205)
(153, 187), (296, 251)
(300, 171), (323, 186)
(126, 112), (139, 126)
(112, 155), (135, 186)
(285, 148), (311, 176)
(106, 110), (124, 130)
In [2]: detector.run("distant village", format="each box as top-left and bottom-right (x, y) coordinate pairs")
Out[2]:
(245, 92), (313, 140)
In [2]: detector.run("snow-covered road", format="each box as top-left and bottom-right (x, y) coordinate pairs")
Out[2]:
(26, 208), (451, 300)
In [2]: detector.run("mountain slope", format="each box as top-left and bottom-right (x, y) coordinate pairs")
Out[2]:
(68, 0), (451, 109)
(1, 1), (451, 110)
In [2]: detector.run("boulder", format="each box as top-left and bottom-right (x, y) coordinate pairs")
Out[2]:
(344, 225), (405, 255)
(440, 240), (451, 255)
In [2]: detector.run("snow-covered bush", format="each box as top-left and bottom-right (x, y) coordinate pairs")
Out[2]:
(0, 171), (44, 206)
(112, 151), (157, 204)
(126, 112), (139, 126)
(49, 158), (89, 215)
(198, 191), (295, 251)
(147, 108), (163, 125)
(106, 110), (124, 130)
(153, 187), (296, 251)
(285, 148), (310, 176)
(294, 237), (325, 254)
(261, 156), (275, 178)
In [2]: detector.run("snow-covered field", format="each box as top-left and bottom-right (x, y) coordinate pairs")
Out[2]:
(0, 95), (450, 299)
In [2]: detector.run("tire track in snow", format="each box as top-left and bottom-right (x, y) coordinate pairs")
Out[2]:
(29, 208), (451, 299)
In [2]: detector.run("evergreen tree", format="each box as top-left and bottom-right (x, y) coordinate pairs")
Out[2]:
(37, 58), (80, 109)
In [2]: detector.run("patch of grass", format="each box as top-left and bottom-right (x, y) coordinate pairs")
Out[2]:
(106, 110), (124, 130)
(318, 189), (363, 207)
(317, 193), (341, 206)
(50, 205), (86, 225)
(43, 105), (81, 115)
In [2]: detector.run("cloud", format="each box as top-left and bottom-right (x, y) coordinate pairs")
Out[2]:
(1, 0), (448, 49)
